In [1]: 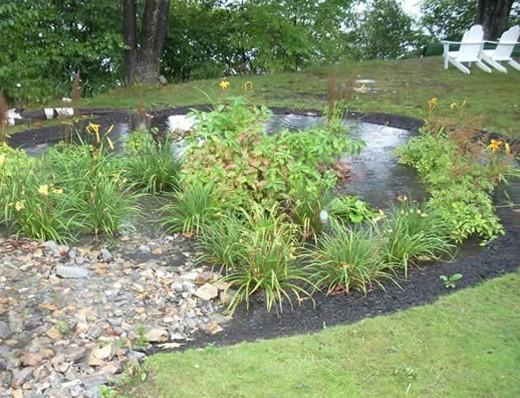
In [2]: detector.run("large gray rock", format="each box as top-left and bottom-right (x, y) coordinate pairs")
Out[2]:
(56, 266), (88, 279)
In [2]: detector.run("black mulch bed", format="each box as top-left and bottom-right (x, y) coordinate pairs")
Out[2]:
(180, 212), (519, 351)
(7, 105), (424, 149)
(7, 107), (519, 351)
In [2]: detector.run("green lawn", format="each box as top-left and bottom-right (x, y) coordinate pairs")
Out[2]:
(120, 272), (520, 398)
(82, 57), (520, 136)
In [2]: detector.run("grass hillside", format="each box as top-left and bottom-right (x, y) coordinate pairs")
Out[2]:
(83, 57), (520, 136)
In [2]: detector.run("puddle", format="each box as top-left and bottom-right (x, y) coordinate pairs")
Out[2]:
(265, 114), (425, 208)
(20, 113), (423, 209)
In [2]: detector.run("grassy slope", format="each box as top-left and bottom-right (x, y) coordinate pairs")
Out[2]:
(123, 272), (520, 398)
(83, 57), (520, 136)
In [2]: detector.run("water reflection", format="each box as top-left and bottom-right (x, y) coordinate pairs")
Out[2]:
(21, 113), (424, 208)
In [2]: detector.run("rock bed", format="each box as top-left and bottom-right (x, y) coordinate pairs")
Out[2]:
(0, 234), (228, 397)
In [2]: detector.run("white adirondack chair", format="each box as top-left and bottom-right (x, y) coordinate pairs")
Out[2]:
(482, 26), (520, 73)
(442, 25), (491, 74)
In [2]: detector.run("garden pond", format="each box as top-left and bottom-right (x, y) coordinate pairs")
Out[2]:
(18, 112), (425, 209)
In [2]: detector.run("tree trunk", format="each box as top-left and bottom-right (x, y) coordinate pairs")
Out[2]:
(123, 0), (137, 84)
(123, 0), (170, 85)
(477, 0), (514, 40)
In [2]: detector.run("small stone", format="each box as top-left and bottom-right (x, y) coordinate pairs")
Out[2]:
(145, 328), (168, 343)
(220, 289), (236, 305)
(195, 271), (215, 285)
(158, 75), (168, 85)
(181, 271), (198, 281)
(194, 283), (219, 301)
(151, 247), (163, 256)
(171, 281), (183, 292)
(51, 355), (70, 373)
(157, 342), (182, 350)
(21, 350), (53, 367)
(8, 311), (23, 333)
(12, 367), (33, 388)
(43, 240), (60, 254)
(127, 350), (146, 362)
(204, 322), (223, 335)
(38, 303), (58, 312)
(67, 347), (88, 363)
(100, 361), (122, 375)
(0, 320), (10, 339)
(87, 324), (104, 340)
(46, 327), (61, 340)
(169, 332), (186, 341)
(138, 245), (151, 253)
(56, 265), (88, 279)
(92, 344), (114, 361)
(13, 389), (24, 398)
(99, 248), (113, 263)
(213, 280), (232, 291)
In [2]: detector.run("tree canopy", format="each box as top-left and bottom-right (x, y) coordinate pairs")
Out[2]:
(0, 0), (518, 103)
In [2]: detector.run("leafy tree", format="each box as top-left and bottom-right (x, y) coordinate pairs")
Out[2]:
(353, 0), (425, 59)
(421, 0), (478, 40)
(0, 1), (123, 103)
(476, 0), (517, 39)
(422, 0), (520, 40)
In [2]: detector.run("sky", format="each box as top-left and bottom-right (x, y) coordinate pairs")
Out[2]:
(401, 0), (421, 17)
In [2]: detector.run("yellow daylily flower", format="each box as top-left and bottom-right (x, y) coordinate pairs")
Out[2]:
(87, 122), (101, 144)
(488, 139), (502, 153)
(15, 201), (25, 211)
(242, 81), (254, 92)
(450, 102), (457, 111)
(427, 97), (438, 110)
(219, 80), (230, 90)
(37, 184), (49, 196)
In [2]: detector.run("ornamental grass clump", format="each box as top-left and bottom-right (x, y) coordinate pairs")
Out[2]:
(0, 145), (78, 242)
(305, 221), (388, 295)
(160, 183), (227, 236)
(217, 205), (314, 313)
(197, 212), (245, 270)
(124, 130), (182, 194)
(379, 202), (454, 278)
(43, 142), (141, 237)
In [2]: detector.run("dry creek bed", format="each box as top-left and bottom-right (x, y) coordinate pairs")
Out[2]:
(0, 234), (230, 398)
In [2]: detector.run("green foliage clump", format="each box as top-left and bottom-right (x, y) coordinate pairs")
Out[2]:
(202, 205), (313, 313)
(305, 222), (387, 295)
(44, 143), (140, 237)
(182, 97), (364, 211)
(396, 128), (506, 243)
(161, 183), (227, 237)
(124, 130), (181, 194)
(379, 202), (454, 277)
(0, 140), (140, 242)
